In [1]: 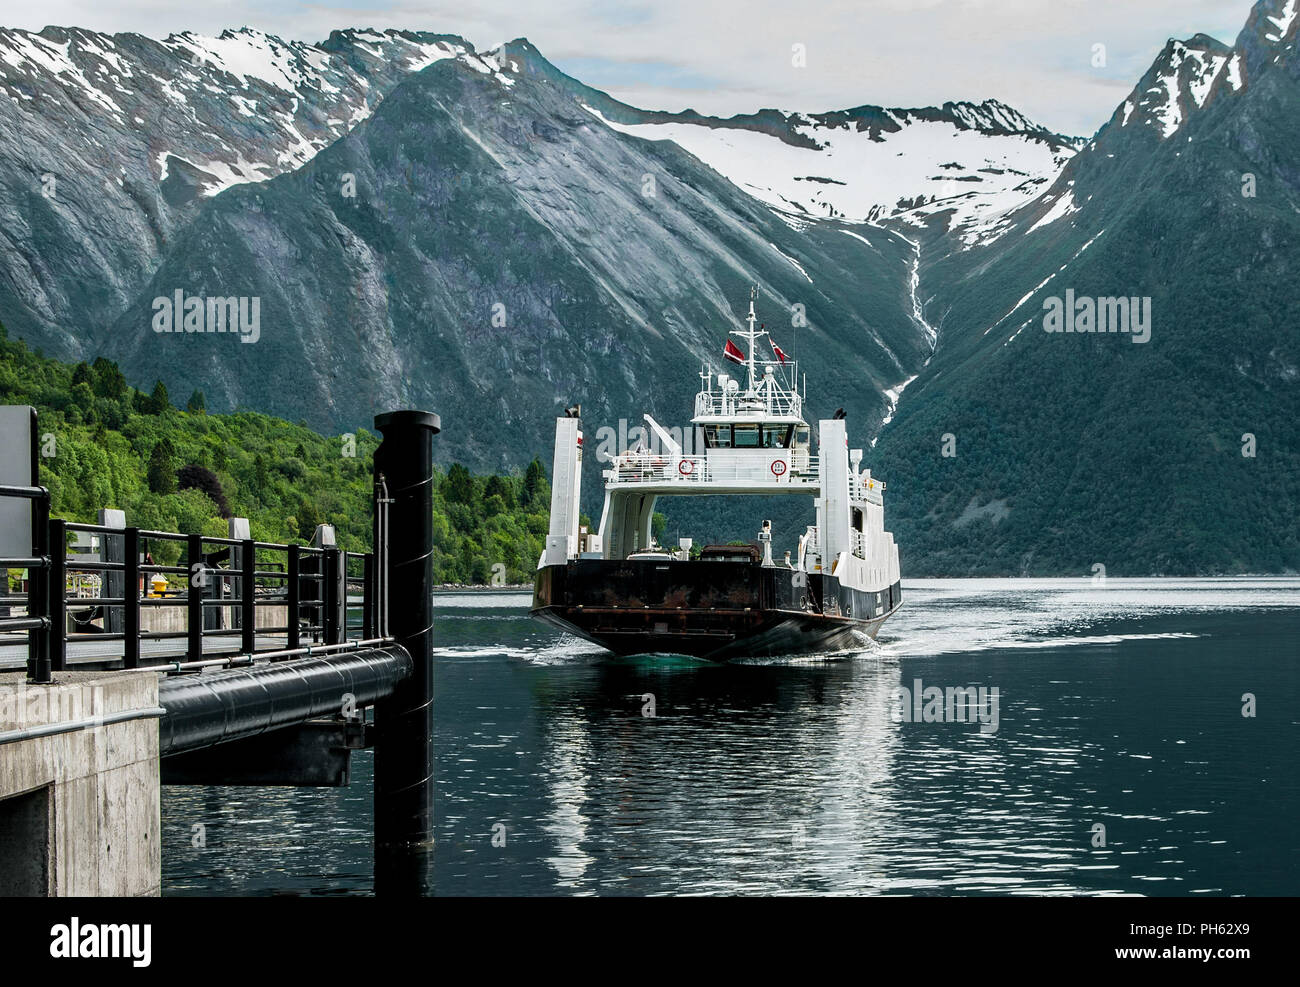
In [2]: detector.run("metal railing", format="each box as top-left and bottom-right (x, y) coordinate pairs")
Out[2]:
(605, 453), (820, 487)
(693, 386), (803, 420)
(3, 509), (378, 682)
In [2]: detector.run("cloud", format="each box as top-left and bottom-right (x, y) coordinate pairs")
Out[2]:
(2, 0), (1261, 135)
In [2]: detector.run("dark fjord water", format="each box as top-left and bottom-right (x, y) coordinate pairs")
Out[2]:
(162, 579), (1299, 896)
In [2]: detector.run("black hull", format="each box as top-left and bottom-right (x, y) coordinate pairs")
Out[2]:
(531, 558), (902, 661)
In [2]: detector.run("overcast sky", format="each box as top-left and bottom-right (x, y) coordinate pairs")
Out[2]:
(0, 0), (1262, 136)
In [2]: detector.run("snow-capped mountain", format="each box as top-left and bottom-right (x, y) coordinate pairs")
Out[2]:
(0, 26), (513, 197)
(1105, 35), (1239, 142)
(0, 23), (1071, 374)
(0, 26), (536, 354)
(0, 32), (942, 466)
(580, 97), (1081, 244)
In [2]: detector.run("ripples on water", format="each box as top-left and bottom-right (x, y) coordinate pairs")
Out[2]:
(162, 578), (1300, 896)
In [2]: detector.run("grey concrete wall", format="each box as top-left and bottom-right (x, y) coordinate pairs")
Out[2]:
(0, 671), (160, 896)
(136, 604), (287, 635)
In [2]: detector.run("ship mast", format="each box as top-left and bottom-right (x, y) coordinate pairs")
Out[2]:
(730, 284), (765, 392)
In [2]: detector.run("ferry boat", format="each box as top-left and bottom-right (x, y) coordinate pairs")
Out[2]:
(531, 290), (902, 660)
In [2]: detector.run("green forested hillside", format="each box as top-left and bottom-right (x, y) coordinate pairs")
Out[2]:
(0, 324), (551, 583)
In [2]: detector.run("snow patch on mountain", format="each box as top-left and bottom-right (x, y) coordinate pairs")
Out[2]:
(769, 242), (813, 282)
(1028, 187), (1078, 232)
(1114, 36), (1235, 140)
(583, 101), (1077, 246)
(170, 29), (306, 91)
(874, 374), (918, 444)
(1265, 0), (1298, 42)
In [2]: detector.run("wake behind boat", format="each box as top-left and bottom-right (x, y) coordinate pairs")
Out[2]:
(531, 289), (902, 660)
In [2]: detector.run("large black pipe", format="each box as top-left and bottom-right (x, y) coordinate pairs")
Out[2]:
(371, 409), (440, 893)
(158, 646), (412, 756)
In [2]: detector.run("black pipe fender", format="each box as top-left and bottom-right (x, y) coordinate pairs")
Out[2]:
(158, 645), (412, 756)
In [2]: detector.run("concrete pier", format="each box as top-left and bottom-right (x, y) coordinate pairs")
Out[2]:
(0, 670), (162, 895)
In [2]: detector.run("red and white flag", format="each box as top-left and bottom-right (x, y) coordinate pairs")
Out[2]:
(770, 339), (789, 364)
(723, 338), (746, 365)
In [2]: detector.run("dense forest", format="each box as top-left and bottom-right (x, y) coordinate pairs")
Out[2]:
(0, 323), (557, 584)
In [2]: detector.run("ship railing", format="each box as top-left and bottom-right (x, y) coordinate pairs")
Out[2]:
(693, 390), (803, 419)
(848, 476), (885, 505)
(605, 454), (820, 487)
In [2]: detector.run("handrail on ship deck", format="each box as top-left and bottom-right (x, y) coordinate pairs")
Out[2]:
(603, 451), (885, 504)
(604, 454), (821, 487)
(693, 390), (804, 419)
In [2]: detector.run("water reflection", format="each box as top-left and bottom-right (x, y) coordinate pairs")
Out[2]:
(161, 579), (1300, 896)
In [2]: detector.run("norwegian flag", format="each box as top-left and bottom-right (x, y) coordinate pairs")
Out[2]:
(770, 339), (789, 364)
(723, 338), (746, 365)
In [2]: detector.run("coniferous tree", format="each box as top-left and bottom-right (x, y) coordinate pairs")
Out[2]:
(148, 380), (169, 415)
(443, 463), (475, 504)
(147, 440), (176, 494)
(91, 357), (126, 400)
(523, 458), (547, 507)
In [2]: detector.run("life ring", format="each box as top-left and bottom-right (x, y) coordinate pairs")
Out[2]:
(771, 459), (788, 477)
(678, 459), (694, 476)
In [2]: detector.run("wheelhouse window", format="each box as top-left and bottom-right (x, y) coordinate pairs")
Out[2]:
(763, 425), (793, 448)
(793, 425), (810, 448)
(704, 425), (732, 448)
(733, 424), (760, 448)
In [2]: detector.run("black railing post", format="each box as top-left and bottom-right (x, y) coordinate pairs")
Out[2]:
(241, 538), (256, 654)
(99, 509), (125, 635)
(362, 553), (375, 640)
(287, 544), (301, 651)
(187, 533), (203, 661)
(26, 491), (51, 684)
(48, 517), (66, 673)
(323, 547), (341, 645)
(123, 527), (140, 669)
(372, 409), (440, 895)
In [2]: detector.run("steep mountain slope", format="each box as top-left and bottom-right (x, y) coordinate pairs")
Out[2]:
(0, 26), (1073, 374)
(0, 26), (499, 355)
(98, 41), (931, 482)
(870, 0), (1300, 574)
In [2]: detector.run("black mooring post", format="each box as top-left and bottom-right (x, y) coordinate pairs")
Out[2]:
(372, 409), (440, 895)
